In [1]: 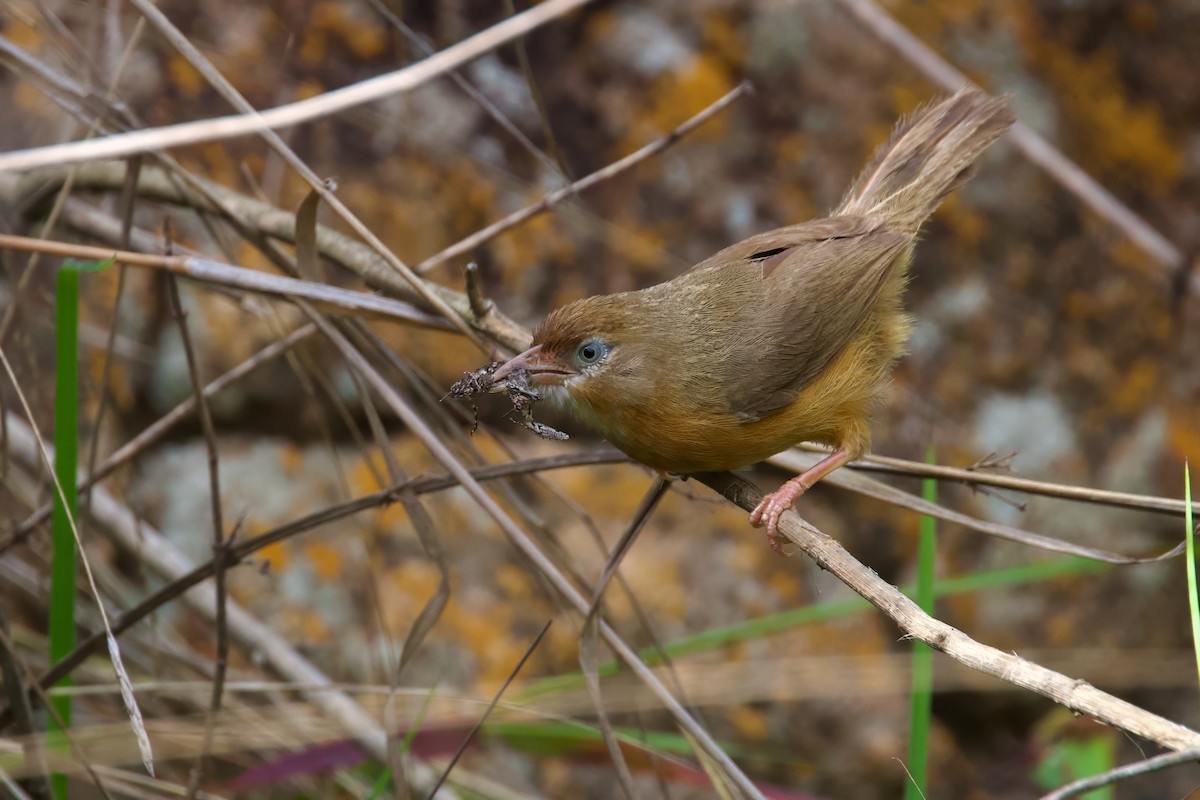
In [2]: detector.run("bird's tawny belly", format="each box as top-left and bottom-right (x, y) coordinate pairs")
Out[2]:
(603, 407), (841, 473)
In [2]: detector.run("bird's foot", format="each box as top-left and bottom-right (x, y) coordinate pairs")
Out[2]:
(748, 478), (810, 554)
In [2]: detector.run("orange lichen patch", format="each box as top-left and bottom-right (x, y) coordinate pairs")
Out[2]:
(893, 0), (992, 44)
(766, 570), (803, 602)
(310, 1), (388, 61)
(609, 216), (666, 278)
(105, 362), (136, 414)
(727, 706), (770, 741)
(655, 56), (734, 132)
(945, 590), (980, 626)
(1017, 10), (1181, 194)
(279, 607), (331, 643)
(1043, 609), (1075, 647)
(280, 443), (306, 476)
(4, 16), (41, 49)
(613, 55), (734, 156)
(491, 198), (579, 285)
(886, 83), (929, 123)
(229, 239), (278, 273)
(302, 611), (330, 642)
(937, 200), (986, 251)
(549, 464), (655, 520)
(374, 500), (408, 534)
(495, 562), (535, 602)
(15, 81), (52, 114)
(773, 184), (819, 228)
(1166, 405), (1200, 462)
(774, 132), (808, 169)
(195, 141), (241, 188)
(729, 532), (766, 575)
(702, 8), (746, 70)
(1106, 238), (1161, 282)
(440, 597), (532, 688)
(295, 78), (325, 101)
(1125, 0), (1158, 31)
(168, 54), (205, 100)
(348, 452), (389, 494)
(259, 540), (291, 571)
(1109, 358), (1158, 415)
(605, 556), (686, 621)
(582, 8), (618, 48)
(305, 540), (344, 580)
(379, 560), (444, 630)
(297, 26), (328, 67)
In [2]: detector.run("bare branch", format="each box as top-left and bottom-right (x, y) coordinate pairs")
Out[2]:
(0, 0), (598, 173)
(1039, 749), (1200, 800)
(0, 233), (453, 329)
(416, 81), (753, 274)
(697, 471), (1200, 753)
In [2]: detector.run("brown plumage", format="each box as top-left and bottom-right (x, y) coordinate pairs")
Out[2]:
(494, 89), (1014, 550)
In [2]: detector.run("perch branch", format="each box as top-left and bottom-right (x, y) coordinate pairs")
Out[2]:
(696, 471), (1200, 753)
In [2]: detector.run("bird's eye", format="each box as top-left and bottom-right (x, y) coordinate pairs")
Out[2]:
(575, 339), (607, 366)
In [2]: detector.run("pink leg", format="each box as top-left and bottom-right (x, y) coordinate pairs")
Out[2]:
(749, 448), (855, 553)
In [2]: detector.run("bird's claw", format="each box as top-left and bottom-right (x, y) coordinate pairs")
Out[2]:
(748, 480), (809, 554)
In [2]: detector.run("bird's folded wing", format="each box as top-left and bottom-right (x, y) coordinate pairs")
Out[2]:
(716, 216), (912, 421)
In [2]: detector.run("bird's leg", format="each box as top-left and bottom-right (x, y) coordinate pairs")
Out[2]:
(749, 447), (855, 552)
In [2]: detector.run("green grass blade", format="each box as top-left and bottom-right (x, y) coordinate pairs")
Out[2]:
(50, 263), (82, 798)
(905, 449), (937, 800)
(1186, 461), (1199, 689)
(48, 258), (112, 797)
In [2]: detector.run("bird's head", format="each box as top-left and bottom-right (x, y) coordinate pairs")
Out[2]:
(493, 293), (657, 417)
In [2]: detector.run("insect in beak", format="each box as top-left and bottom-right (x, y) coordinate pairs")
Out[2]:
(492, 344), (574, 386)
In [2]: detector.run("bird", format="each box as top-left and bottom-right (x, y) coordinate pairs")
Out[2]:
(491, 88), (1014, 551)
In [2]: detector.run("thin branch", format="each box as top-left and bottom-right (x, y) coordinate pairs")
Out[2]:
(0, 233), (453, 329)
(464, 261), (494, 320)
(580, 477), (670, 800)
(696, 470), (1200, 753)
(167, 276), (229, 799)
(415, 81), (753, 274)
(14, 449), (624, 718)
(365, 0), (566, 180)
(804, 447), (1190, 517)
(774, 450), (1184, 564)
(1039, 748), (1200, 800)
(0, 0), (598, 172)
(4, 165), (533, 350)
(426, 621), (552, 799)
(80, 157), (139, 541)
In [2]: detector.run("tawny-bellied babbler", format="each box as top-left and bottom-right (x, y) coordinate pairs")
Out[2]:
(492, 89), (1014, 551)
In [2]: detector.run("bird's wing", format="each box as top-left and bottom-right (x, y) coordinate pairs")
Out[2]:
(703, 215), (912, 421)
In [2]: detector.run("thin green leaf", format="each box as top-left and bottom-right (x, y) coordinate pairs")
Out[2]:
(50, 261), (80, 800)
(904, 447), (937, 800)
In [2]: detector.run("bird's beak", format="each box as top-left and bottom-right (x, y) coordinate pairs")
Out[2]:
(493, 344), (574, 386)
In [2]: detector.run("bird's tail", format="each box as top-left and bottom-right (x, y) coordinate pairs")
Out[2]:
(835, 88), (1014, 233)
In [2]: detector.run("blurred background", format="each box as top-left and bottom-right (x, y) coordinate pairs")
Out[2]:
(2, 0), (1199, 797)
